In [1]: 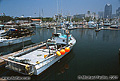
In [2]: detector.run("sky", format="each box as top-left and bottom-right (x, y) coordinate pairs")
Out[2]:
(0, 0), (120, 17)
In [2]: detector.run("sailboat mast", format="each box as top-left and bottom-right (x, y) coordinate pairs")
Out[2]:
(57, 0), (59, 23)
(39, 8), (41, 25)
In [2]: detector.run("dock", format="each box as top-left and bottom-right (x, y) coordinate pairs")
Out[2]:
(0, 42), (46, 66)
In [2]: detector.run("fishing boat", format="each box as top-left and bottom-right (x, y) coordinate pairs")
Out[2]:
(95, 24), (100, 32)
(104, 19), (111, 26)
(110, 20), (118, 29)
(0, 25), (5, 35)
(88, 21), (97, 28)
(68, 22), (74, 30)
(0, 28), (34, 47)
(4, 24), (76, 75)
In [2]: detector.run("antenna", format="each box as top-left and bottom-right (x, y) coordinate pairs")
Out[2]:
(57, 0), (59, 22)
(42, 9), (44, 17)
(39, 8), (41, 24)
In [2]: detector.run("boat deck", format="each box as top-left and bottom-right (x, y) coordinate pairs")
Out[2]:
(19, 48), (54, 65)
(0, 43), (45, 66)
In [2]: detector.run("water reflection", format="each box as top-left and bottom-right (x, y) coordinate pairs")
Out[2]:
(0, 40), (32, 55)
(72, 29), (120, 42)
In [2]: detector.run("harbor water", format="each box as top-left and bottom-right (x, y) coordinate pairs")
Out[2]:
(0, 28), (120, 80)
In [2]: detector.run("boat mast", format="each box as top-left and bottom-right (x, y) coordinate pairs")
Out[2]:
(66, 23), (69, 46)
(22, 37), (24, 51)
(39, 8), (41, 25)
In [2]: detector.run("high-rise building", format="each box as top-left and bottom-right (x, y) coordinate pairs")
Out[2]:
(116, 7), (120, 18)
(104, 4), (112, 19)
(98, 11), (104, 18)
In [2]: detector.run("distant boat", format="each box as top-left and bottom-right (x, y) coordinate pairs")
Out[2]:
(104, 19), (111, 26)
(88, 21), (97, 28)
(0, 28), (34, 47)
(110, 20), (118, 29)
(0, 25), (5, 35)
(68, 22), (74, 30)
(110, 25), (118, 29)
(30, 19), (42, 28)
(95, 24), (100, 32)
(95, 29), (100, 32)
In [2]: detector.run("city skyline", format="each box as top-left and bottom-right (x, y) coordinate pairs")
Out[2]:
(0, 0), (120, 17)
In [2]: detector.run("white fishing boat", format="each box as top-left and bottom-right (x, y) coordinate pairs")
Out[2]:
(88, 21), (97, 28)
(95, 24), (100, 32)
(104, 19), (111, 26)
(0, 25), (5, 35)
(0, 28), (34, 47)
(110, 20), (118, 29)
(4, 24), (76, 75)
(0, 36), (31, 47)
(68, 22), (74, 30)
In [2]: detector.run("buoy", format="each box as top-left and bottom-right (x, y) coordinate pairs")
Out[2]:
(65, 47), (70, 52)
(29, 72), (33, 76)
(56, 51), (61, 56)
(25, 64), (30, 71)
(60, 49), (65, 55)
(44, 55), (47, 58)
(36, 61), (40, 64)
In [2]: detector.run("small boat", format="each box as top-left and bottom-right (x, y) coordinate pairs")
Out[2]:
(95, 24), (100, 32)
(68, 23), (74, 30)
(4, 24), (76, 75)
(0, 25), (5, 35)
(104, 19), (111, 26)
(110, 25), (118, 29)
(88, 21), (97, 28)
(95, 29), (100, 32)
(110, 20), (118, 29)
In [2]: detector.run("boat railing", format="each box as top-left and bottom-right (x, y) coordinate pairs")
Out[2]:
(35, 55), (56, 69)
(4, 59), (34, 75)
(14, 42), (46, 57)
(23, 41), (46, 49)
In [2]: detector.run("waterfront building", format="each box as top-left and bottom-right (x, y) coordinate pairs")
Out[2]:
(111, 14), (116, 18)
(85, 11), (98, 20)
(116, 7), (120, 18)
(104, 4), (112, 19)
(73, 14), (85, 19)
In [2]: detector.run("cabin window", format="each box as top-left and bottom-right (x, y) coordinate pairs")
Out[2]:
(63, 39), (65, 42)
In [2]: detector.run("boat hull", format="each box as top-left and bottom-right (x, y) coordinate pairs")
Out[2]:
(34, 36), (76, 75)
(0, 36), (31, 47)
(35, 46), (73, 75)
